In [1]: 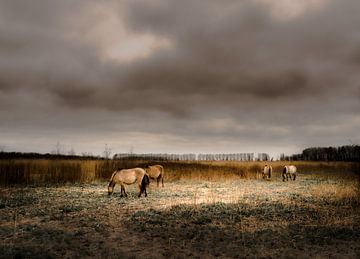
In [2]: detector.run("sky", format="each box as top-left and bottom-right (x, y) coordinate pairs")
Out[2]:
(0, 0), (359, 158)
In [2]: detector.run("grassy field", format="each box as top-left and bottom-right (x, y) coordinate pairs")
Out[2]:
(0, 161), (359, 258)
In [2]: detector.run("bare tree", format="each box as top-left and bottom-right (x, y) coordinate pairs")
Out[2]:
(67, 147), (76, 156)
(51, 141), (64, 155)
(81, 152), (94, 157)
(103, 144), (112, 159)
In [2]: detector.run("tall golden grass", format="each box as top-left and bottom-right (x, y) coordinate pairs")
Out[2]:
(0, 159), (358, 185)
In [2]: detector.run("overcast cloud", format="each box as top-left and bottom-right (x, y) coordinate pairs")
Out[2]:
(0, 0), (359, 157)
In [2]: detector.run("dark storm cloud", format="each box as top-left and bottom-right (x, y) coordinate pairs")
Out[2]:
(1, 0), (358, 109)
(113, 0), (360, 117)
(0, 0), (359, 155)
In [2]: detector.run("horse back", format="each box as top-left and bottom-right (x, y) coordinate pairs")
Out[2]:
(284, 165), (297, 174)
(147, 165), (163, 179)
(115, 168), (145, 184)
(264, 165), (272, 173)
(289, 165), (297, 174)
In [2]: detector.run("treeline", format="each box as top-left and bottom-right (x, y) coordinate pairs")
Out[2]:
(114, 153), (261, 161)
(114, 153), (197, 161)
(2, 145), (359, 162)
(0, 152), (270, 162)
(282, 145), (360, 162)
(0, 152), (98, 160)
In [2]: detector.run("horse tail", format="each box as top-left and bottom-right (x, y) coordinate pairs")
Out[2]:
(293, 166), (297, 180)
(269, 166), (272, 179)
(142, 173), (150, 187)
(282, 166), (287, 181)
(140, 174), (149, 193)
(160, 165), (164, 186)
(160, 165), (164, 177)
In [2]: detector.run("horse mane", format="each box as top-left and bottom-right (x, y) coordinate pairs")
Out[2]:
(108, 170), (118, 186)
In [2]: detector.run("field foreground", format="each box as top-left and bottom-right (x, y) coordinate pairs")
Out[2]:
(1, 173), (359, 258)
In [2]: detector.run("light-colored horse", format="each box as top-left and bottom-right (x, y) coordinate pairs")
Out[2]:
(263, 165), (272, 179)
(108, 168), (150, 197)
(145, 165), (164, 187)
(282, 165), (297, 181)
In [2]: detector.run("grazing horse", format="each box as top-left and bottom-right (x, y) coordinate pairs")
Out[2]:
(108, 168), (150, 197)
(263, 165), (272, 179)
(282, 165), (297, 181)
(145, 165), (164, 187)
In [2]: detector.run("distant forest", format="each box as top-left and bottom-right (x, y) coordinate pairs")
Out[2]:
(0, 152), (97, 160)
(0, 145), (359, 162)
(282, 145), (360, 162)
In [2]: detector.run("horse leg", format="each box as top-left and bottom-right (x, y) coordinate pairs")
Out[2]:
(124, 186), (128, 197)
(121, 184), (127, 197)
(161, 176), (164, 187)
(293, 174), (296, 181)
(157, 177), (160, 187)
(138, 183), (142, 197)
(120, 185), (124, 197)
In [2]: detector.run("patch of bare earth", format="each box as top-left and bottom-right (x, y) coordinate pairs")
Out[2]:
(1, 174), (359, 258)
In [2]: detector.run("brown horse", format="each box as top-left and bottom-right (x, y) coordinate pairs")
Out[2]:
(145, 165), (164, 187)
(263, 165), (272, 179)
(282, 165), (297, 181)
(108, 168), (150, 197)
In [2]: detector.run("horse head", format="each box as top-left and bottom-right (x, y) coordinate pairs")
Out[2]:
(108, 181), (115, 196)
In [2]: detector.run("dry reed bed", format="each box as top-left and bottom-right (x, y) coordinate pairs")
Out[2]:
(0, 159), (358, 185)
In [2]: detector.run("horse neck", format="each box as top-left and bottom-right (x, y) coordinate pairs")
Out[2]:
(108, 179), (115, 188)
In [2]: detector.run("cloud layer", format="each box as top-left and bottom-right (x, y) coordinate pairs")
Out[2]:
(1, 0), (359, 156)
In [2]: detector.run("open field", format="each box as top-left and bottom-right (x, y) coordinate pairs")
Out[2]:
(1, 166), (359, 258)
